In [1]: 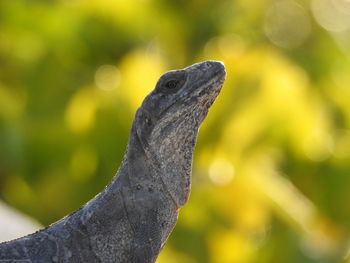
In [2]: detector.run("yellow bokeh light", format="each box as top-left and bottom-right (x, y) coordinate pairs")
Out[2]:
(64, 88), (98, 134)
(118, 49), (166, 111)
(95, 64), (121, 91)
(311, 0), (350, 32)
(208, 158), (235, 186)
(264, 1), (311, 49)
(208, 230), (255, 263)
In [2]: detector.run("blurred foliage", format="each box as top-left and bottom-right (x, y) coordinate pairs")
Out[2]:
(1, 0), (350, 262)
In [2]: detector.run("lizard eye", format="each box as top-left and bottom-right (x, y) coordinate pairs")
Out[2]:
(165, 80), (179, 89)
(155, 71), (186, 94)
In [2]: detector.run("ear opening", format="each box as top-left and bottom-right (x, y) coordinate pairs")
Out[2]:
(135, 108), (154, 153)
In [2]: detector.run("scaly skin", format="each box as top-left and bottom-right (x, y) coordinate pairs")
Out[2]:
(0, 61), (226, 263)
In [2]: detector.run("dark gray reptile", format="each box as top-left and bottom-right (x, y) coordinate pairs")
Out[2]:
(0, 60), (226, 263)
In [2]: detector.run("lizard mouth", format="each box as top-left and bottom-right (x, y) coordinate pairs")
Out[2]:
(182, 61), (226, 98)
(181, 62), (226, 117)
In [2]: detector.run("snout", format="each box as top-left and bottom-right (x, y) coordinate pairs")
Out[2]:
(186, 60), (225, 76)
(202, 61), (225, 74)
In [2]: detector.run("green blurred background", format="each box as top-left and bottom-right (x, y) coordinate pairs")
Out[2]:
(1, 0), (350, 262)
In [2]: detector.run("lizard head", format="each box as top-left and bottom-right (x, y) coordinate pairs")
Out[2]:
(132, 60), (226, 207)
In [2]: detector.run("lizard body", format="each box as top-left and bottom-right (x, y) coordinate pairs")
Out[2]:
(0, 60), (226, 263)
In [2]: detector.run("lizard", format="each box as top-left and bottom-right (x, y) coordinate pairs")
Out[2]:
(0, 60), (226, 263)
